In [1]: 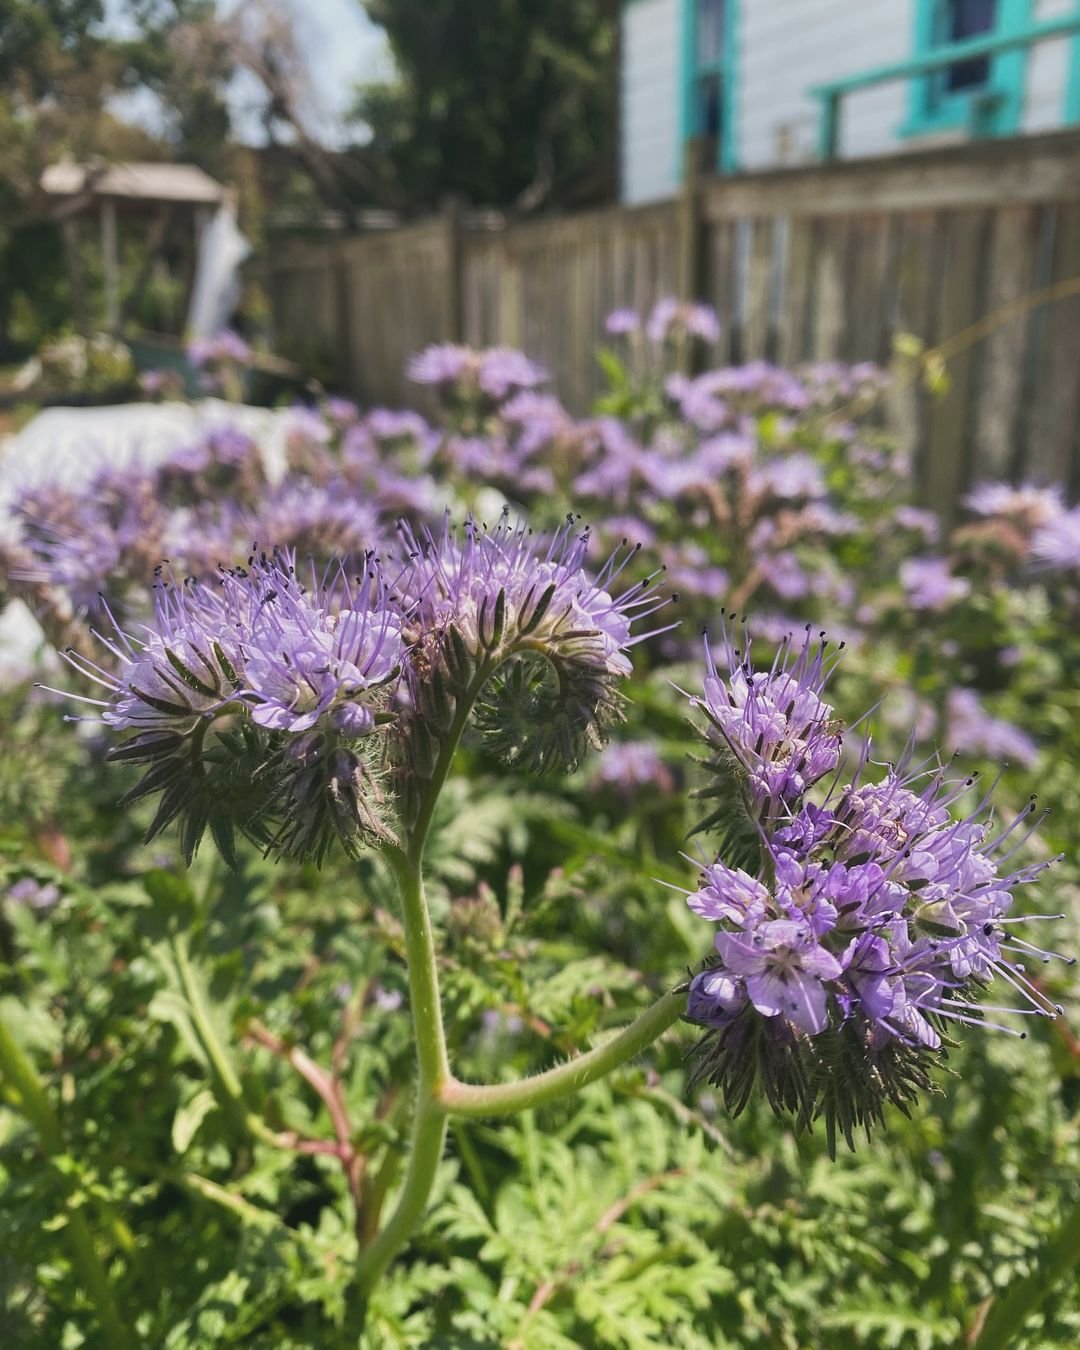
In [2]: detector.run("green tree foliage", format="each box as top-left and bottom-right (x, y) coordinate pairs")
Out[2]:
(115, 1), (235, 175)
(353, 0), (619, 210)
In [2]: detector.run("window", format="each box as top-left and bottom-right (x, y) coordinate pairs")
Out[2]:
(934, 0), (997, 98)
(903, 0), (1029, 138)
(691, 0), (726, 139)
(682, 0), (736, 172)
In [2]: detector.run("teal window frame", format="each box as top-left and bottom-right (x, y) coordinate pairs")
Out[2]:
(1068, 13), (1080, 123)
(679, 0), (738, 175)
(902, 0), (1031, 138)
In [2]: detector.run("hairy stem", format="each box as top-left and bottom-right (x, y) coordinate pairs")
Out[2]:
(407, 663), (492, 859)
(0, 1017), (134, 1347)
(352, 653), (685, 1300)
(353, 848), (450, 1296)
(438, 988), (686, 1118)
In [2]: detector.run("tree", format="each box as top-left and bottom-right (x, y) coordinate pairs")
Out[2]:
(0, 0), (136, 353)
(115, 1), (234, 177)
(352, 0), (619, 212)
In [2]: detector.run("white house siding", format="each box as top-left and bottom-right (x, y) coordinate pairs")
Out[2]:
(1026, 0), (1075, 133)
(738, 1), (915, 169)
(621, 0), (1078, 197)
(737, 0), (1077, 171)
(621, 0), (681, 203)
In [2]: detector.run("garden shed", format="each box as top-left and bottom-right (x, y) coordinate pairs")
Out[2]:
(37, 160), (227, 333)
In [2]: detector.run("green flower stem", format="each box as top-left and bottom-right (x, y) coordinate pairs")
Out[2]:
(353, 660), (686, 1298)
(407, 663), (493, 862)
(0, 1017), (134, 1348)
(354, 1097), (448, 1297)
(354, 847), (451, 1296)
(437, 988), (687, 1118)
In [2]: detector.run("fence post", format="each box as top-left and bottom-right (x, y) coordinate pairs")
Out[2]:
(442, 195), (465, 342)
(677, 137), (706, 301)
(333, 241), (355, 392)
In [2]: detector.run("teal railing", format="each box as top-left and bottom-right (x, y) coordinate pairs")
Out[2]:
(811, 12), (1080, 161)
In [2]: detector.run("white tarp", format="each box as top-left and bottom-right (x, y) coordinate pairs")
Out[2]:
(0, 400), (296, 679)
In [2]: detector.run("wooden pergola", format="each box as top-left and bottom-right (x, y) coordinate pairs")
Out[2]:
(38, 160), (226, 333)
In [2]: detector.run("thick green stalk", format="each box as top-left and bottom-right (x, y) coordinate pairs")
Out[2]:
(352, 652), (686, 1299)
(353, 1097), (447, 1297)
(353, 849), (451, 1296)
(438, 988), (686, 1118)
(0, 1018), (134, 1348)
(351, 662), (493, 1296)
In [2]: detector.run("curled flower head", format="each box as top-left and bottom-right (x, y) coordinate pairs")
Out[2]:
(225, 552), (403, 734)
(54, 548), (404, 865)
(394, 511), (670, 795)
(682, 625), (1070, 1151)
(691, 621), (844, 831)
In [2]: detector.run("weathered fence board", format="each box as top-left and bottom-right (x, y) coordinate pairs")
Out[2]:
(1026, 203), (1080, 487)
(256, 129), (1080, 505)
(972, 205), (1040, 482)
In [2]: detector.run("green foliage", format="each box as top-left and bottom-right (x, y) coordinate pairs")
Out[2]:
(353, 0), (618, 210)
(1, 682), (1078, 1343)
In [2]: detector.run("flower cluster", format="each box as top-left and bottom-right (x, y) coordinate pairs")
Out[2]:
(58, 549), (405, 863)
(55, 514), (659, 861)
(391, 513), (670, 814)
(407, 344), (548, 406)
(186, 329), (252, 371)
(683, 623), (1069, 1150)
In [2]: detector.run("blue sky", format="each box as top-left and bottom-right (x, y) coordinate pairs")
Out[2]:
(105, 0), (391, 147)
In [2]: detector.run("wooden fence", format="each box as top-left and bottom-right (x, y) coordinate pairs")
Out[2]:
(255, 130), (1080, 508)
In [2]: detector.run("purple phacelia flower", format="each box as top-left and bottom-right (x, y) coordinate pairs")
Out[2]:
(225, 553), (403, 734)
(592, 740), (675, 794)
(899, 556), (971, 611)
(324, 397), (360, 427)
(604, 308), (641, 336)
(645, 299), (721, 346)
(394, 511), (671, 782)
(55, 574), (240, 735)
(397, 511), (666, 679)
(893, 505), (941, 543)
(683, 626), (1071, 1150)
(477, 348), (548, 401)
(691, 624), (844, 820)
(946, 687), (1039, 767)
(5, 878), (61, 911)
(964, 482), (1064, 530)
(715, 918), (844, 1035)
(406, 343), (473, 387)
(406, 344), (547, 404)
(52, 549), (405, 865)
(187, 330), (251, 369)
(1030, 507), (1080, 572)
